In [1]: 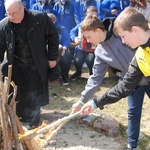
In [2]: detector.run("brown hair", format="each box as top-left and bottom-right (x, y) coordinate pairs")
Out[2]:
(113, 7), (149, 35)
(81, 15), (105, 32)
(130, 0), (147, 9)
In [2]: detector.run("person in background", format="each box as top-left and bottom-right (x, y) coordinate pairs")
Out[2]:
(120, 0), (130, 10)
(80, 7), (150, 150)
(74, 0), (101, 24)
(100, 0), (122, 20)
(32, 0), (54, 14)
(130, 0), (150, 21)
(30, 0), (37, 9)
(22, 0), (30, 9)
(70, 6), (97, 81)
(48, 13), (72, 85)
(0, 0), (5, 20)
(0, 0), (59, 129)
(101, 0), (130, 77)
(53, 0), (76, 33)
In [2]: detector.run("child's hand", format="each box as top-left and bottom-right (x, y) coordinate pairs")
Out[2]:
(72, 100), (84, 113)
(75, 37), (81, 44)
(81, 101), (95, 116)
(111, 9), (118, 15)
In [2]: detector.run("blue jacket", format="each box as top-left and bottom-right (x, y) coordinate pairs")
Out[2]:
(30, 0), (37, 9)
(70, 23), (81, 52)
(56, 22), (70, 48)
(0, 0), (5, 20)
(100, 0), (121, 20)
(32, 0), (53, 14)
(53, 0), (76, 33)
(74, 0), (101, 24)
(120, 0), (130, 10)
(22, 0), (30, 9)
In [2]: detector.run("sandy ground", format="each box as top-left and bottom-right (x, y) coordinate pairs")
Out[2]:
(40, 110), (123, 150)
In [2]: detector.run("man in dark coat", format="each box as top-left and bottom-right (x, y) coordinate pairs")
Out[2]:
(0, 0), (59, 129)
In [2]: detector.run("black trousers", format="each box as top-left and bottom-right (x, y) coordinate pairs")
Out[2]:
(2, 60), (49, 124)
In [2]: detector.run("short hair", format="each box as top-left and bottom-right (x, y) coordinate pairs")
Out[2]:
(5, 0), (23, 8)
(113, 7), (149, 35)
(81, 15), (105, 32)
(86, 6), (98, 14)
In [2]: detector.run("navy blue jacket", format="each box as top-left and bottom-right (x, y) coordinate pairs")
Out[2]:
(56, 22), (70, 48)
(74, 0), (100, 24)
(53, 0), (76, 32)
(32, 0), (54, 14)
(22, 0), (30, 9)
(0, 0), (5, 20)
(100, 0), (121, 20)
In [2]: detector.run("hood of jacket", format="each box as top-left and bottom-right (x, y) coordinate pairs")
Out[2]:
(103, 17), (115, 41)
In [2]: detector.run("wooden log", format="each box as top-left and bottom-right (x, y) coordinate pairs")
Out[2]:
(6, 65), (12, 95)
(0, 83), (12, 150)
(6, 104), (21, 150)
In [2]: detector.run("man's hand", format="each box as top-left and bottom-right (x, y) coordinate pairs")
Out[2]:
(49, 60), (57, 68)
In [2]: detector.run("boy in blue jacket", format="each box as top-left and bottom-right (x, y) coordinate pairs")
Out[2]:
(74, 0), (101, 24)
(53, 0), (76, 33)
(70, 6), (98, 80)
(32, 0), (53, 14)
(48, 13), (72, 85)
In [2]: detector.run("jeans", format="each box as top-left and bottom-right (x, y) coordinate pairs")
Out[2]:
(74, 50), (95, 75)
(127, 84), (150, 148)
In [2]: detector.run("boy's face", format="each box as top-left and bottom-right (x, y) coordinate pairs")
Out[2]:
(83, 29), (104, 45)
(117, 28), (139, 49)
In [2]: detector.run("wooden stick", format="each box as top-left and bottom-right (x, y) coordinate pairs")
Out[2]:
(15, 115), (35, 150)
(42, 120), (67, 148)
(6, 104), (21, 150)
(6, 65), (12, 95)
(0, 80), (12, 150)
(19, 111), (82, 141)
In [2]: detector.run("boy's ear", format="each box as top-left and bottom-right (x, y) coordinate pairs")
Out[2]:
(96, 28), (102, 32)
(132, 26), (141, 33)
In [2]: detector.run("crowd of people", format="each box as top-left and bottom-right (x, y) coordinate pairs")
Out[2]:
(0, 0), (149, 85)
(0, 0), (150, 150)
(0, 0), (131, 85)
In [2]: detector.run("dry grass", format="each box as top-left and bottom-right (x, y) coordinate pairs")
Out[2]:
(43, 65), (150, 150)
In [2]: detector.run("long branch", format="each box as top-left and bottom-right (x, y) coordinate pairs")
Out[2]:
(19, 111), (81, 141)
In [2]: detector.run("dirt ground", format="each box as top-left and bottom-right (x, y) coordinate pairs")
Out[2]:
(1, 63), (150, 150)
(40, 109), (123, 150)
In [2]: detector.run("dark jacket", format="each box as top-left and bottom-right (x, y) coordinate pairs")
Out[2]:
(94, 38), (150, 110)
(80, 18), (149, 103)
(0, 9), (59, 85)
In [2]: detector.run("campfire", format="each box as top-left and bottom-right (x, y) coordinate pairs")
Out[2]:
(0, 65), (81, 150)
